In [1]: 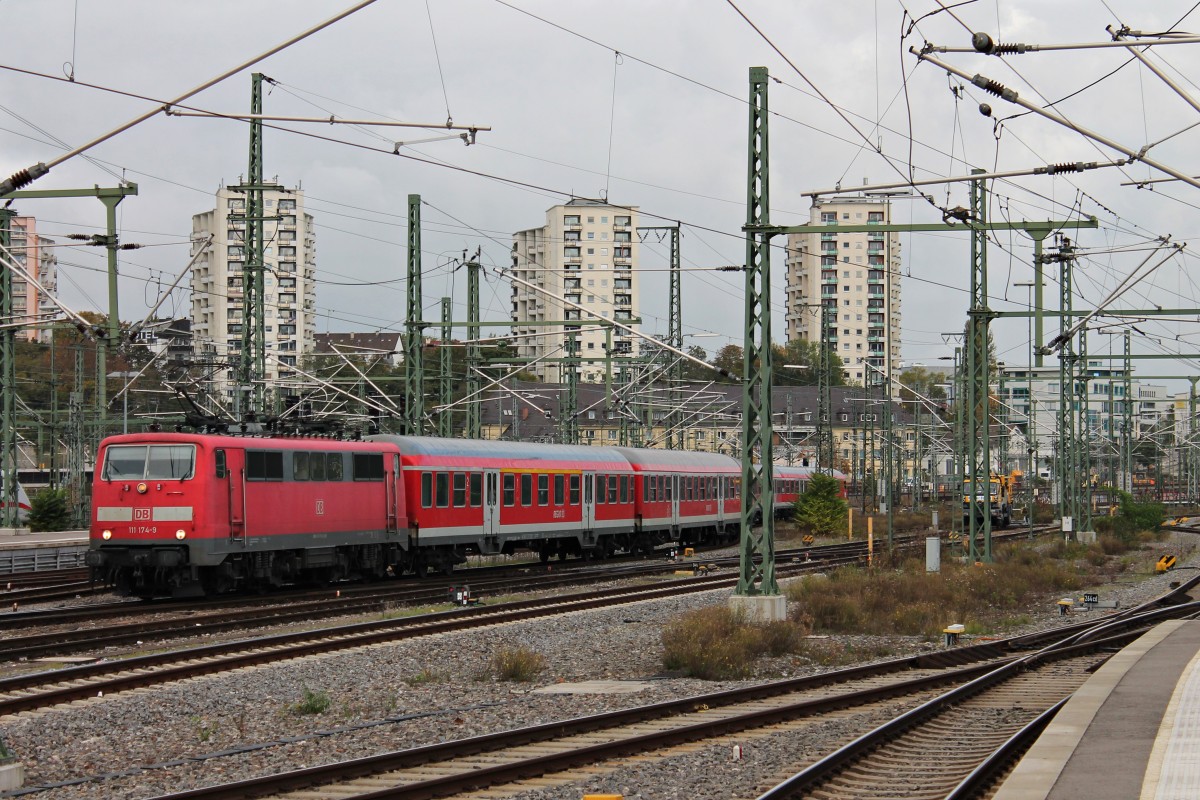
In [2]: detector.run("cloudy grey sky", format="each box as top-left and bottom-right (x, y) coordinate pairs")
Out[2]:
(3, 0), (1200, 388)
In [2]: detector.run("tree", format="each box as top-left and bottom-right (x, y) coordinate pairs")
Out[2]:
(774, 339), (847, 388)
(680, 345), (711, 383)
(793, 473), (848, 537)
(898, 366), (947, 403)
(28, 488), (71, 532)
(710, 344), (743, 383)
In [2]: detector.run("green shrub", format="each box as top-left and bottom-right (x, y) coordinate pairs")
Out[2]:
(28, 487), (70, 532)
(662, 605), (809, 680)
(288, 687), (331, 715)
(490, 646), (545, 682)
(794, 474), (848, 537)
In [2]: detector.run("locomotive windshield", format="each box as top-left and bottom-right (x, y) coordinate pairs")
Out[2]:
(103, 444), (196, 481)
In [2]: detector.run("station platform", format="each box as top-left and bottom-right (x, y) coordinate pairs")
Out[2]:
(0, 529), (88, 573)
(996, 619), (1200, 800)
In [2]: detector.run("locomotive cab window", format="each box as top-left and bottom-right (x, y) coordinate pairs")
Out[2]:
(453, 473), (467, 507)
(104, 444), (196, 481)
(246, 450), (283, 481)
(569, 474), (580, 504)
(503, 473), (515, 506)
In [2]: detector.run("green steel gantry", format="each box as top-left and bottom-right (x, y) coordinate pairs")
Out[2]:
(638, 225), (682, 449)
(465, 252), (482, 440)
(438, 297), (453, 438)
(404, 194), (425, 435)
(234, 73), (272, 420)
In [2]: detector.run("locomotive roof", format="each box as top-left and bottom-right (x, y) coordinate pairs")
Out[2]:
(367, 435), (631, 465)
(611, 447), (740, 470)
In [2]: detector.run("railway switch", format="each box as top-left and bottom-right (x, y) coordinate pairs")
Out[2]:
(1156, 555), (1177, 574)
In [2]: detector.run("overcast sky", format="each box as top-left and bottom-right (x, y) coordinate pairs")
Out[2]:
(4, 0), (1200, 390)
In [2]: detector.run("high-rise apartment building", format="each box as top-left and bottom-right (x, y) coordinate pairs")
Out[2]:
(190, 185), (316, 398)
(511, 200), (639, 383)
(7, 216), (58, 343)
(784, 196), (902, 386)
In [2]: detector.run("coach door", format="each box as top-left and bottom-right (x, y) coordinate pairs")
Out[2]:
(483, 470), (500, 537)
(582, 471), (595, 531)
(670, 473), (680, 528)
(385, 455), (399, 533)
(716, 476), (725, 524)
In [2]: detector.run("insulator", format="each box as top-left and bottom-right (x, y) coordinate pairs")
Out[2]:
(992, 42), (1030, 54)
(1048, 162), (1084, 175)
(971, 75), (1018, 102)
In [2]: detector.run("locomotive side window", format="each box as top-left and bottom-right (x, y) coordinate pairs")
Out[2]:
(310, 452), (327, 481)
(421, 473), (433, 507)
(537, 474), (549, 505)
(327, 454), (344, 481)
(554, 474), (564, 505)
(214, 449), (227, 479)
(453, 473), (467, 507)
(503, 473), (515, 506)
(352, 453), (384, 481)
(520, 474), (533, 506)
(569, 474), (580, 504)
(595, 475), (606, 504)
(436, 473), (449, 507)
(293, 452), (309, 481)
(246, 450), (284, 481)
(469, 473), (482, 507)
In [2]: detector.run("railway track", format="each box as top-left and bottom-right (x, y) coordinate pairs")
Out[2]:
(129, 582), (1197, 800)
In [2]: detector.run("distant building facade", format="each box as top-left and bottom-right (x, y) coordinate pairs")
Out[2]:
(510, 200), (639, 383)
(784, 196), (902, 386)
(189, 185), (316, 398)
(7, 216), (58, 343)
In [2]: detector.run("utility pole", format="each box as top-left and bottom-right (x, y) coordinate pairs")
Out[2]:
(236, 72), (269, 420)
(952, 344), (964, 541)
(68, 343), (86, 528)
(404, 194), (425, 435)
(1122, 331), (1133, 492)
(817, 302), (834, 474)
(734, 66), (782, 615)
(465, 251), (482, 439)
(0, 209), (16, 528)
(563, 330), (579, 445)
(964, 170), (993, 563)
(438, 297), (453, 438)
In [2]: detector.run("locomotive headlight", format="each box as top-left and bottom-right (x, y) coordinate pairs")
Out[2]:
(175, 529), (186, 540)
(102, 529), (112, 540)
(136, 482), (148, 494)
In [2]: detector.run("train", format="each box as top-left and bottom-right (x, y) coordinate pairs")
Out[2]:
(85, 432), (847, 597)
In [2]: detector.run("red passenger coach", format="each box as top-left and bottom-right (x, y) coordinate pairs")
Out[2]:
(614, 448), (741, 548)
(88, 433), (406, 596)
(773, 465), (850, 514)
(368, 435), (647, 563)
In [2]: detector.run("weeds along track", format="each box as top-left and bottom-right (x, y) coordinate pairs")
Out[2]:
(134, 591), (1195, 800)
(0, 540), (882, 661)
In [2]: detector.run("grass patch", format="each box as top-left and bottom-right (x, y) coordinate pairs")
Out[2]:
(404, 667), (445, 686)
(662, 605), (811, 680)
(489, 646), (546, 682)
(288, 687), (332, 716)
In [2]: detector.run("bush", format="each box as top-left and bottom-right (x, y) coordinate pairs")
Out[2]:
(794, 474), (848, 537)
(662, 605), (809, 680)
(28, 487), (70, 532)
(490, 646), (545, 682)
(288, 687), (331, 715)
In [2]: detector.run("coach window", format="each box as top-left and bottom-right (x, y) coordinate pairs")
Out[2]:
(503, 473), (515, 506)
(436, 472), (450, 507)
(310, 452), (327, 481)
(644, 476), (651, 502)
(453, 473), (467, 507)
(521, 474), (533, 506)
(293, 452), (309, 481)
(327, 454), (344, 481)
(595, 475), (606, 504)
(537, 474), (549, 505)
(569, 474), (580, 504)
(421, 473), (433, 507)
(469, 473), (482, 507)
(554, 474), (564, 505)
(616, 476), (625, 504)
(607, 476), (618, 504)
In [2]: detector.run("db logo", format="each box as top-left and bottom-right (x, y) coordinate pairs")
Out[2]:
(315, 500), (325, 516)
(134, 508), (151, 521)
